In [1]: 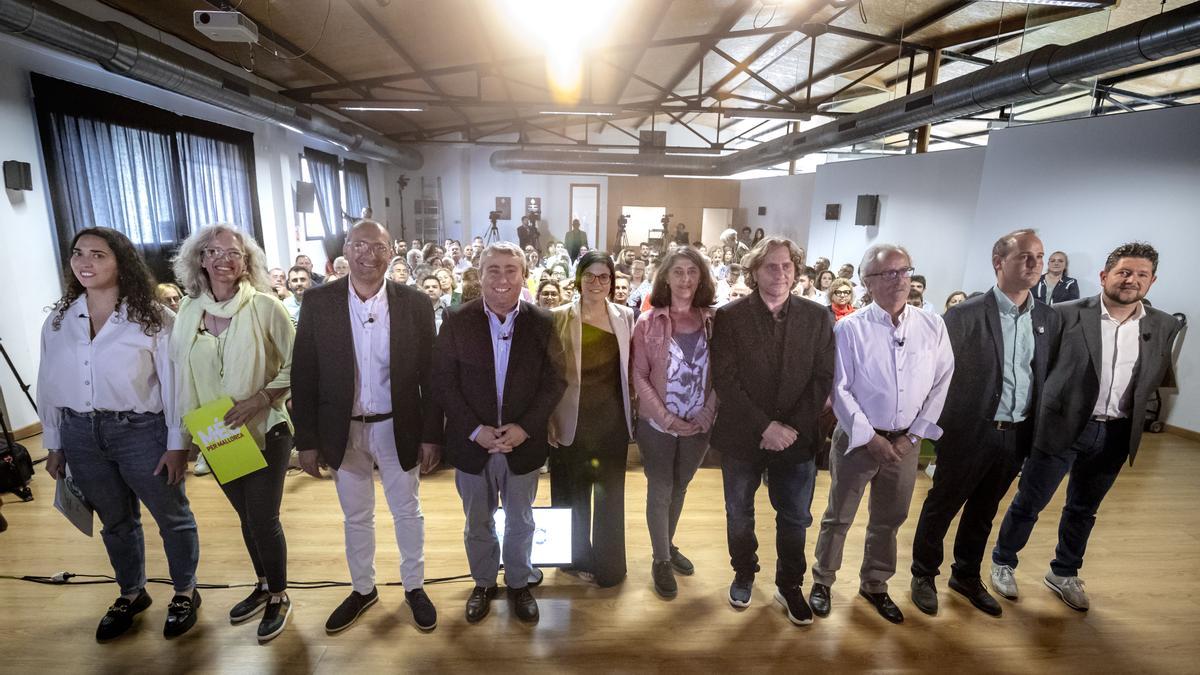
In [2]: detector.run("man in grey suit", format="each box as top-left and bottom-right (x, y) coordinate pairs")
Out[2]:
(910, 229), (1061, 617)
(991, 242), (1179, 611)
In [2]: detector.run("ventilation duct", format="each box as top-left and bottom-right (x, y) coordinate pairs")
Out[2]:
(0, 0), (422, 169)
(492, 2), (1200, 176)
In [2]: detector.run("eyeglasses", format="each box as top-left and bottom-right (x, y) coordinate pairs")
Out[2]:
(831, 289), (853, 296)
(348, 241), (391, 257)
(864, 267), (915, 281)
(583, 272), (612, 284)
(202, 248), (244, 262)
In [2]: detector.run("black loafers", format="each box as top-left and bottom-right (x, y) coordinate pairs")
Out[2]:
(859, 589), (904, 624)
(809, 583), (832, 618)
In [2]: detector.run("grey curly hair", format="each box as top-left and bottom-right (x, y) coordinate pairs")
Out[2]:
(173, 223), (272, 298)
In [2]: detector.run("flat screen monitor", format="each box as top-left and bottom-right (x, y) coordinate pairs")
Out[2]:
(494, 506), (573, 567)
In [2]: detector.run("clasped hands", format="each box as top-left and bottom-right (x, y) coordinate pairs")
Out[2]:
(865, 432), (917, 465)
(476, 424), (529, 454)
(760, 421), (799, 452)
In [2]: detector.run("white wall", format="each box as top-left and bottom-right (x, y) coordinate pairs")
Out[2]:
(0, 23), (388, 429)
(738, 173), (817, 253)
(966, 105), (1200, 431)
(805, 147), (987, 309)
(383, 145), (608, 250)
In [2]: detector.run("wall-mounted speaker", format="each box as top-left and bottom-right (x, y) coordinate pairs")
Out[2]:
(757, 206), (767, 216)
(855, 194), (879, 227)
(825, 203), (840, 221)
(3, 161), (32, 191)
(295, 180), (315, 213)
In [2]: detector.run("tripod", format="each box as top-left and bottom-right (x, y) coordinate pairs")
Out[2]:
(0, 338), (36, 415)
(616, 225), (629, 251)
(483, 217), (502, 245)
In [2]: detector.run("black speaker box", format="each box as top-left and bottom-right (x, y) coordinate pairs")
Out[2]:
(855, 194), (879, 226)
(295, 180), (316, 213)
(3, 161), (32, 191)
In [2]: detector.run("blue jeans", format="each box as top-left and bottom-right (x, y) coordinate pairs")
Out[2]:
(993, 418), (1130, 577)
(61, 410), (200, 595)
(721, 450), (816, 588)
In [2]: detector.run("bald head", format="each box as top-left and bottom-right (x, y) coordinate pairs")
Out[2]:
(344, 219), (392, 290)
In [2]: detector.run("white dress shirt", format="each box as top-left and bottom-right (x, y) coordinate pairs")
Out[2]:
(37, 296), (183, 450)
(1092, 297), (1144, 419)
(831, 302), (955, 450)
(469, 302), (519, 442)
(348, 281), (391, 416)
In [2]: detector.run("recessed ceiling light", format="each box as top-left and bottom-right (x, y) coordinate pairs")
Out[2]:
(341, 105), (426, 112)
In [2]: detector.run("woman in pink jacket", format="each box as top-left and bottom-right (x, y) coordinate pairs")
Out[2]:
(631, 246), (719, 600)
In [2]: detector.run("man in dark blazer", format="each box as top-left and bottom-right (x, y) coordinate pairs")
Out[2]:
(910, 229), (1061, 617)
(991, 242), (1179, 611)
(293, 220), (443, 634)
(711, 237), (836, 627)
(432, 242), (566, 625)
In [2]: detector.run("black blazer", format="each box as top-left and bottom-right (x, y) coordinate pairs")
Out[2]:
(291, 277), (441, 471)
(1033, 274), (1080, 306)
(432, 299), (567, 475)
(710, 292), (835, 463)
(937, 290), (1061, 450)
(1035, 295), (1179, 464)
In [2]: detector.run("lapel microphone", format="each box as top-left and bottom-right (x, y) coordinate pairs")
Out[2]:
(894, 338), (905, 347)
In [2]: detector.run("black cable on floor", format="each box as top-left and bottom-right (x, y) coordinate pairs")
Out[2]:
(1, 571), (475, 588)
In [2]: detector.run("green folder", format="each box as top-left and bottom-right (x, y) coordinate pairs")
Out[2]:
(183, 397), (267, 484)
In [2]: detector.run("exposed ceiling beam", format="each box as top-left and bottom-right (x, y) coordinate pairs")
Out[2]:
(609, 0), (674, 105)
(345, 0), (474, 135)
(764, 1), (973, 108)
(613, 0), (755, 129)
(280, 11), (820, 101)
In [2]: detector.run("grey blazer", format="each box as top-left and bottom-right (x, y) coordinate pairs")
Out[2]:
(936, 290), (1061, 453)
(1034, 295), (1180, 464)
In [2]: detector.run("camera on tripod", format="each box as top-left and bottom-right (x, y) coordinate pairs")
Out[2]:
(616, 214), (630, 231)
(488, 210), (502, 224)
(660, 213), (674, 227)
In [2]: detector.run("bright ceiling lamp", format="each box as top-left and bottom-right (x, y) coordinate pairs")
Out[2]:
(497, 0), (627, 104)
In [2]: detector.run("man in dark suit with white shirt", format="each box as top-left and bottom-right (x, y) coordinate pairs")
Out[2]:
(292, 220), (443, 634)
(990, 242), (1179, 611)
(909, 229), (1061, 617)
(432, 242), (566, 625)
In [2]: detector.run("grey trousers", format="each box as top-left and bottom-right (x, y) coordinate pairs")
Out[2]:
(455, 453), (540, 589)
(637, 419), (709, 562)
(813, 427), (919, 593)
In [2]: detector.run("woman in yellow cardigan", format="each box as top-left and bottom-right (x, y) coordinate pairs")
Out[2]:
(171, 224), (295, 643)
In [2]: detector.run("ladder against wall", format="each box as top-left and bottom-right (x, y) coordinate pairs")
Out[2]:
(413, 176), (444, 244)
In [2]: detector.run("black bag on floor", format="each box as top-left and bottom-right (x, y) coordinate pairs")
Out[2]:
(0, 409), (34, 500)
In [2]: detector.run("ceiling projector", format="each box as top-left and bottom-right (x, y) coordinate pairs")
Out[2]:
(193, 10), (259, 44)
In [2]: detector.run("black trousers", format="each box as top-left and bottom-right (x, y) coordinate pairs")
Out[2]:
(218, 423), (292, 593)
(911, 421), (1029, 581)
(550, 440), (627, 587)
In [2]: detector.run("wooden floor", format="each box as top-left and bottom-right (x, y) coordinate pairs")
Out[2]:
(2, 432), (1199, 674)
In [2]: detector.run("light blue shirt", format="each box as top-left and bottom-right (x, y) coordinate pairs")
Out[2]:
(470, 302), (520, 442)
(992, 286), (1035, 423)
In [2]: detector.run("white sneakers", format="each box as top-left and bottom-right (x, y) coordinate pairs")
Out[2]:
(1044, 572), (1090, 611)
(990, 563), (1019, 600)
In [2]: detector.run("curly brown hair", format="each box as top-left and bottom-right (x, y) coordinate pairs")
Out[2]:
(742, 237), (805, 291)
(51, 227), (165, 336)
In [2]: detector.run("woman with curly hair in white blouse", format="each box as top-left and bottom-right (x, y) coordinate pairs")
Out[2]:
(39, 227), (200, 641)
(171, 223), (295, 643)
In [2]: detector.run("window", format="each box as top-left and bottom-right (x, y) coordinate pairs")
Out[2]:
(299, 150), (371, 242)
(33, 74), (262, 283)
